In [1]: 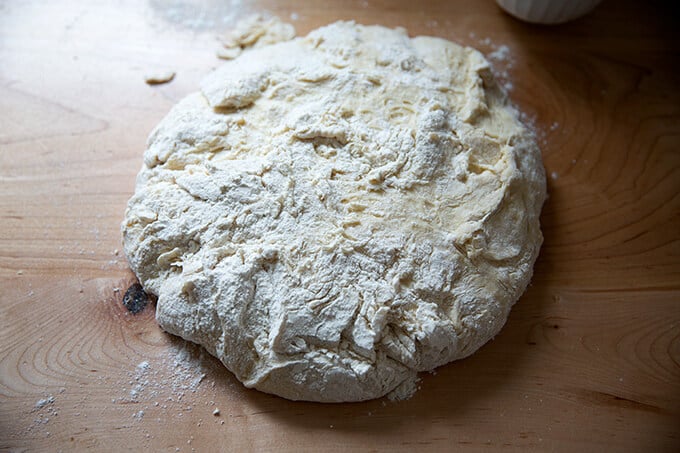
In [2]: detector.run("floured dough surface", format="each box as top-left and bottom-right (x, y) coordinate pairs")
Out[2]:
(122, 22), (546, 402)
(217, 14), (296, 60)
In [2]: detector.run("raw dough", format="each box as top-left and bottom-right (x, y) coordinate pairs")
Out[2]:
(122, 21), (546, 402)
(144, 71), (176, 85)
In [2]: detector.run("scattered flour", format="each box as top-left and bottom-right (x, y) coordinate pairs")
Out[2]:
(473, 36), (559, 146)
(153, 0), (243, 31)
(26, 394), (59, 437)
(108, 340), (216, 426)
(487, 44), (511, 63)
(518, 110), (548, 148)
(484, 42), (515, 92)
(34, 396), (55, 410)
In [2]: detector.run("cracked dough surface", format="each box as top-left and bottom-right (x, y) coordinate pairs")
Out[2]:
(122, 22), (546, 402)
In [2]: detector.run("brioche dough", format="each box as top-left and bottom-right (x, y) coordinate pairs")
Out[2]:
(122, 22), (546, 402)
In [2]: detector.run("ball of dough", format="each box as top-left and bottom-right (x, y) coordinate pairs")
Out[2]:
(122, 22), (546, 402)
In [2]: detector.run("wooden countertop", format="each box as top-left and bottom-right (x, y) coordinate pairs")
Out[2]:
(1, 0), (679, 451)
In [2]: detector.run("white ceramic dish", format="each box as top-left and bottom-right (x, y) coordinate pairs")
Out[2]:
(496, 0), (603, 24)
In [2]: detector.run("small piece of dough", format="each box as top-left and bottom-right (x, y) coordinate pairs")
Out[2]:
(122, 21), (546, 402)
(144, 71), (176, 85)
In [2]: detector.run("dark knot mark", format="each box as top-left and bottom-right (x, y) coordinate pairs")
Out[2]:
(122, 283), (149, 314)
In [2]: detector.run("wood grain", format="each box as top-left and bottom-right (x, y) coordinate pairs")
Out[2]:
(1, 0), (679, 451)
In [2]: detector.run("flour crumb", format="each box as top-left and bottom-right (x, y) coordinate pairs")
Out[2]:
(212, 408), (220, 416)
(34, 396), (55, 410)
(550, 171), (559, 180)
(133, 410), (145, 421)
